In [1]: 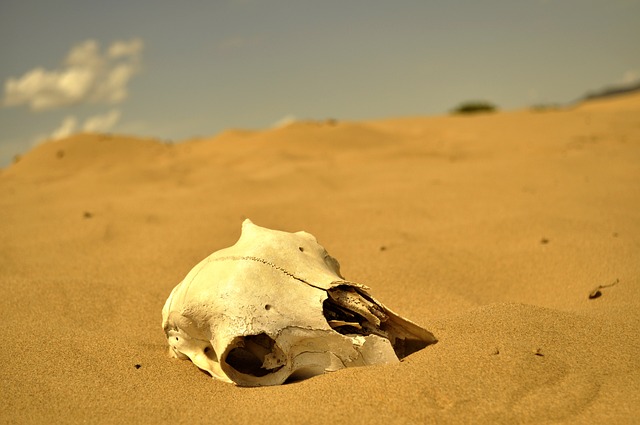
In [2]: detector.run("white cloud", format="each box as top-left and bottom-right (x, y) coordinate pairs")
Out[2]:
(622, 70), (639, 85)
(107, 39), (143, 59)
(65, 39), (103, 68)
(45, 109), (121, 141)
(50, 116), (78, 140)
(271, 114), (297, 128)
(3, 38), (143, 111)
(82, 109), (121, 132)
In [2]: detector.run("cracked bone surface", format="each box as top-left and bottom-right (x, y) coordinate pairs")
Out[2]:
(162, 219), (437, 386)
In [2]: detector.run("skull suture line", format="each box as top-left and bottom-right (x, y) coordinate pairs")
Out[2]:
(162, 220), (437, 386)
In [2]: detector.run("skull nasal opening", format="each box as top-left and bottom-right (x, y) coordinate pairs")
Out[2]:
(323, 286), (435, 359)
(224, 333), (285, 378)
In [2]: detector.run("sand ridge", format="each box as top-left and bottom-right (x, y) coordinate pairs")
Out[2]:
(1, 95), (639, 424)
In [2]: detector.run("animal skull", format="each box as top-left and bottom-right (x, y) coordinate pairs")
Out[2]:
(162, 219), (436, 386)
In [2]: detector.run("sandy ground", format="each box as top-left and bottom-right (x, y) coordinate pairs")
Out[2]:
(2, 94), (639, 424)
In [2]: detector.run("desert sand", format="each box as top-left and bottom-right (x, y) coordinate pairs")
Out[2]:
(2, 94), (639, 424)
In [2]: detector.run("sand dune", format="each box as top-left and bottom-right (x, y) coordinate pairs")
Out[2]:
(2, 95), (639, 424)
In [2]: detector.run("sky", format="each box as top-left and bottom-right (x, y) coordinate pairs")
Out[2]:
(1, 0), (639, 166)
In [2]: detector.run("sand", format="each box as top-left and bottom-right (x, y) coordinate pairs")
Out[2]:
(2, 94), (639, 424)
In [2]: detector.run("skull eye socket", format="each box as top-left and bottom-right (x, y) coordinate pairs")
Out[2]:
(224, 333), (285, 378)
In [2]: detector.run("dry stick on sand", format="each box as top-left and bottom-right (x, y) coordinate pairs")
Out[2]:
(588, 278), (620, 299)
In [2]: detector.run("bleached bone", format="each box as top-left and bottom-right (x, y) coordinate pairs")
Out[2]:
(162, 219), (436, 386)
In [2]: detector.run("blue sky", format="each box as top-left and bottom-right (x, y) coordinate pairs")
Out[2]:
(1, 0), (639, 166)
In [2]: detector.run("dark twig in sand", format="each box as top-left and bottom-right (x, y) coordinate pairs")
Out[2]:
(588, 278), (619, 300)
